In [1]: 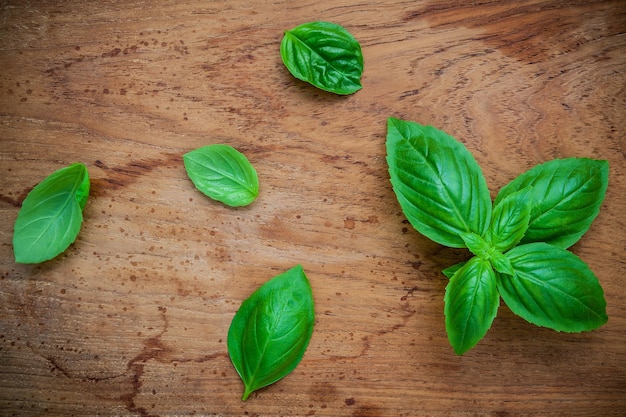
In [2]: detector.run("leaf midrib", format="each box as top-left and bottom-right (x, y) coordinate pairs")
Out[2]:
(194, 157), (256, 195)
(244, 295), (299, 393)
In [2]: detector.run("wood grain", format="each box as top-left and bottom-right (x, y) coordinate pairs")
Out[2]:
(1, 1), (625, 416)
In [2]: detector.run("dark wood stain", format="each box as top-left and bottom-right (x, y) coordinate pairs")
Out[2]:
(90, 153), (181, 196)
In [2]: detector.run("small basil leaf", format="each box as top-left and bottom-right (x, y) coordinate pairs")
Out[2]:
(228, 265), (315, 401)
(386, 118), (492, 248)
(460, 232), (491, 258)
(495, 158), (609, 248)
(442, 261), (466, 279)
(445, 257), (499, 355)
(183, 144), (259, 207)
(499, 243), (607, 332)
(13, 163), (90, 264)
(488, 188), (531, 252)
(490, 251), (515, 276)
(281, 21), (363, 95)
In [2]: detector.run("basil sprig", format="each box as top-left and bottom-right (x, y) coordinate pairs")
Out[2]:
(386, 117), (609, 355)
(281, 21), (363, 95)
(13, 163), (90, 264)
(183, 144), (259, 207)
(228, 265), (315, 400)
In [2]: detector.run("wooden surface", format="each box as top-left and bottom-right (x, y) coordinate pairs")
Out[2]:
(1, 1), (625, 416)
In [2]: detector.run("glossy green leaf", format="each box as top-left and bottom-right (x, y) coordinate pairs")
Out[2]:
(499, 243), (607, 332)
(445, 257), (499, 355)
(281, 21), (363, 95)
(460, 232), (491, 259)
(489, 251), (515, 276)
(442, 262), (466, 279)
(13, 163), (90, 264)
(228, 265), (315, 401)
(183, 144), (259, 207)
(495, 158), (609, 248)
(488, 188), (531, 252)
(386, 118), (492, 248)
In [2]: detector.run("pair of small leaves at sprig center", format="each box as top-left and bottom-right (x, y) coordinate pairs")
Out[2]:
(183, 144), (259, 207)
(386, 117), (609, 355)
(228, 265), (315, 401)
(13, 163), (90, 264)
(281, 21), (364, 95)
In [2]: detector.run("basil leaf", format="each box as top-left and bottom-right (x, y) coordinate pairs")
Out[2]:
(489, 252), (515, 276)
(227, 265), (315, 401)
(488, 188), (531, 252)
(460, 232), (491, 259)
(495, 158), (609, 248)
(13, 163), (90, 264)
(499, 243), (607, 332)
(183, 144), (259, 207)
(442, 262), (466, 279)
(281, 21), (363, 95)
(386, 118), (492, 248)
(445, 257), (499, 355)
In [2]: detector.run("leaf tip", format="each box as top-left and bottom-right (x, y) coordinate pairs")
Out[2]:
(452, 344), (471, 356)
(386, 116), (401, 128)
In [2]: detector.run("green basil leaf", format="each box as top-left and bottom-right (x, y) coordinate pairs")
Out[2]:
(228, 265), (315, 401)
(442, 261), (466, 279)
(280, 21), (363, 95)
(499, 243), (607, 332)
(183, 144), (259, 207)
(386, 118), (492, 248)
(445, 257), (499, 355)
(488, 188), (531, 252)
(13, 163), (90, 264)
(460, 232), (491, 259)
(495, 158), (609, 248)
(490, 251), (515, 276)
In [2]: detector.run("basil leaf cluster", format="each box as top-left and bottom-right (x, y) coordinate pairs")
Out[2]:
(281, 21), (363, 95)
(13, 163), (90, 264)
(228, 265), (315, 400)
(386, 117), (609, 355)
(183, 144), (259, 207)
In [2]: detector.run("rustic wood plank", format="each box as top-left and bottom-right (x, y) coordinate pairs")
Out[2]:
(1, 1), (625, 416)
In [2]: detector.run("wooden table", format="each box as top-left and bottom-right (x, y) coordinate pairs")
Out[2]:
(1, 1), (625, 416)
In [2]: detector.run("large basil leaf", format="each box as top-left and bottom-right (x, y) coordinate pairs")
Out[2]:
(227, 265), (315, 400)
(445, 256), (499, 355)
(495, 158), (609, 248)
(280, 21), (363, 95)
(183, 144), (259, 207)
(488, 188), (531, 252)
(499, 243), (607, 332)
(13, 163), (90, 264)
(386, 118), (492, 248)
